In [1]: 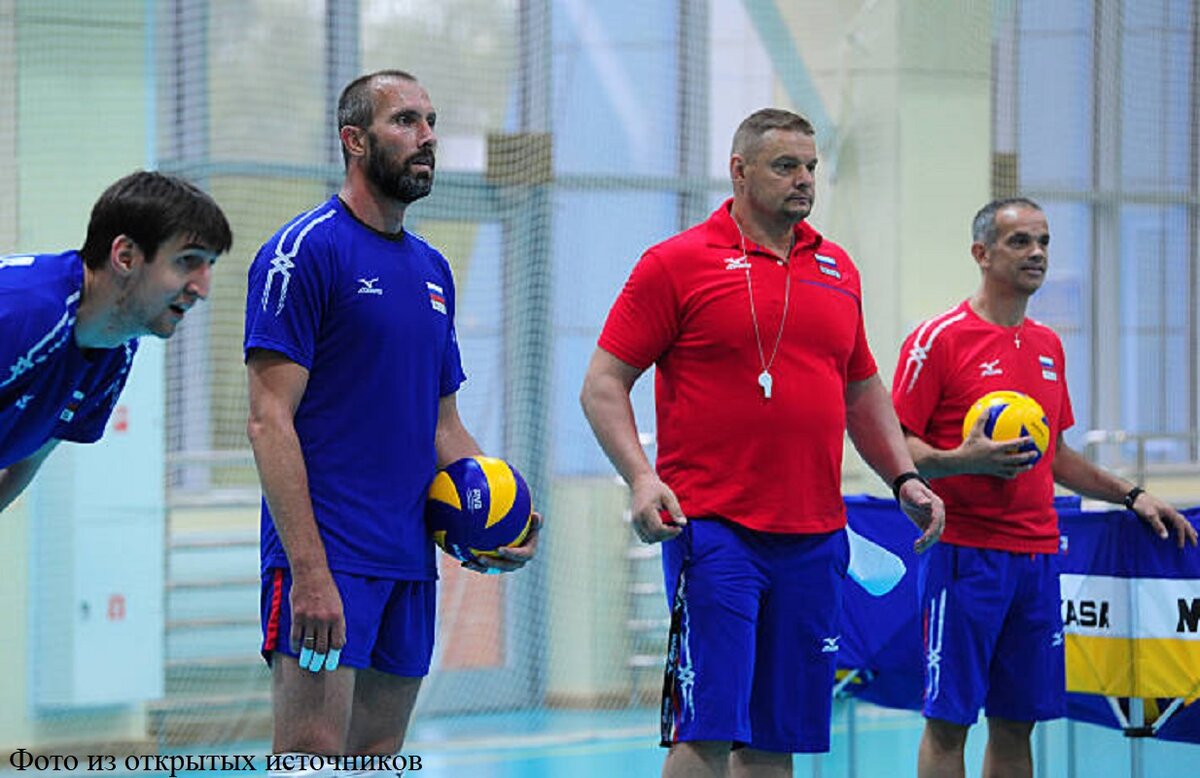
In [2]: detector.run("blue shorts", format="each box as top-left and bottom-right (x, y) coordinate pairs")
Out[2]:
(660, 518), (849, 753)
(917, 543), (1065, 725)
(260, 567), (436, 676)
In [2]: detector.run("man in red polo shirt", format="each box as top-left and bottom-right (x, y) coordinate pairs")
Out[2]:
(580, 108), (945, 777)
(892, 197), (1197, 778)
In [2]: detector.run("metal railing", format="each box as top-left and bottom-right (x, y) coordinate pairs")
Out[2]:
(1080, 430), (1200, 486)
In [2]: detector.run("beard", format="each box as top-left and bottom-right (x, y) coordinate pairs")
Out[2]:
(366, 132), (435, 204)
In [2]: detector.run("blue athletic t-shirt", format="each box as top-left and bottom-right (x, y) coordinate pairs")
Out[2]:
(244, 196), (466, 580)
(0, 251), (137, 469)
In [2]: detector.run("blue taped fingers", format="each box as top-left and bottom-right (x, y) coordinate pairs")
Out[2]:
(296, 645), (340, 672)
(296, 633), (340, 673)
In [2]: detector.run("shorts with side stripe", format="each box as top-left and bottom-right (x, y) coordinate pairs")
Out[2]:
(659, 517), (849, 753)
(918, 542), (1065, 725)
(261, 567), (436, 676)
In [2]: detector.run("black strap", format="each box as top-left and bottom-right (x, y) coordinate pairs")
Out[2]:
(1123, 486), (1145, 511)
(892, 470), (930, 501)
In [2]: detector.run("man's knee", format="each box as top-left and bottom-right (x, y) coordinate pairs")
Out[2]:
(924, 717), (969, 754)
(344, 670), (423, 754)
(665, 739), (733, 767)
(986, 717), (1035, 750)
(272, 658), (356, 755)
(731, 747), (792, 770)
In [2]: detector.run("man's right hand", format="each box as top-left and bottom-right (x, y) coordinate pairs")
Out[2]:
(959, 413), (1039, 479)
(289, 568), (346, 673)
(629, 474), (687, 544)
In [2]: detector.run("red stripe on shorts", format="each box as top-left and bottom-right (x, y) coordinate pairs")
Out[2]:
(263, 568), (285, 653)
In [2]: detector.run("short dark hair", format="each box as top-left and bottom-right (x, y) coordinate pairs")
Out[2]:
(336, 69), (419, 166)
(731, 108), (816, 161)
(971, 197), (1043, 246)
(79, 171), (233, 270)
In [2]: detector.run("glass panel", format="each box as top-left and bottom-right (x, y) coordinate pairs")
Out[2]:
(1019, 0), (1092, 32)
(1119, 205), (1191, 461)
(1016, 31), (1094, 190)
(209, 0), (325, 164)
(552, 0), (678, 175)
(1121, 15), (1192, 192)
(552, 189), (676, 475)
(361, 0), (519, 142)
(1028, 200), (1091, 446)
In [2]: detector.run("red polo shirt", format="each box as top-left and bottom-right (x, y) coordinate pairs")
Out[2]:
(598, 199), (877, 534)
(891, 300), (1074, 553)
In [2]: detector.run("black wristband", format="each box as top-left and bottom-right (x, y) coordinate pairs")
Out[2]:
(892, 471), (930, 501)
(1123, 486), (1145, 511)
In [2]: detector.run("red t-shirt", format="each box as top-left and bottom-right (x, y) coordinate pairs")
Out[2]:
(598, 200), (878, 534)
(891, 300), (1074, 553)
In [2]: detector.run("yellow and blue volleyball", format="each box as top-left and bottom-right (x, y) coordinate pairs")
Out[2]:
(425, 456), (533, 565)
(962, 390), (1050, 464)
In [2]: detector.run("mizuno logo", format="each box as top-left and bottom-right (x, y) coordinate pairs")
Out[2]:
(724, 256), (751, 270)
(979, 359), (1003, 377)
(357, 277), (383, 295)
(263, 255), (294, 314)
(15, 394), (33, 410)
(667, 571), (697, 727)
(925, 589), (947, 703)
(821, 636), (840, 653)
(901, 310), (968, 393)
(905, 345), (929, 391)
(262, 207), (336, 315)
(100, 343), (135, 404)
(2, 292), (78, 391)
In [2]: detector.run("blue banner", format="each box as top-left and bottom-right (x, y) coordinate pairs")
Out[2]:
(839, 495), (1200, 744)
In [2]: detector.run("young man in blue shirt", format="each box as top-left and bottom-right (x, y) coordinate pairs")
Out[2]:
(0, 171), (232, 511)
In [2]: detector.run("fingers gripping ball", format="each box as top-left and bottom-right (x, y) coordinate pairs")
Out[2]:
(426, 456), (534, 566)
(962, 390), (1050, 464)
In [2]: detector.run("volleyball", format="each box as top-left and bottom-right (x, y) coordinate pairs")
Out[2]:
(961, 390), (1050, 464)
(426, 456), (534, 565)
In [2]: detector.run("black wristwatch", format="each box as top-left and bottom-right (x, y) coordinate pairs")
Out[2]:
(1123, 486), (1145, 510)
(892, 471), (931, 501)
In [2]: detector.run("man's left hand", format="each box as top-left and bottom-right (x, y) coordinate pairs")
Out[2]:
(463, 511), (543, 573)
(1131, 492), (1198, 548)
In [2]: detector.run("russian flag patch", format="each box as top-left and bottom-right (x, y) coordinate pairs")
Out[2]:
(427, 281), (446, 314)
(815, 253), (841, 279)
